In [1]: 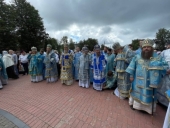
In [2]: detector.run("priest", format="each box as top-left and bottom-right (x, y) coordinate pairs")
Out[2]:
(44, 44), (58, 83)
(78, 46), (91, 88)
(126, 39), (168, 114)
(59, 43), (73, 85)
(91, 45), (106, 91)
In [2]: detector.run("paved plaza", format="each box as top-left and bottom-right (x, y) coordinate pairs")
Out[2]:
(0, 114), (18, 128)
(0, 75), (167, 128)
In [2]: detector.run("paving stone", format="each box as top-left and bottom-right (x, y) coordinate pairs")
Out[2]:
(0, 109), (29, 128)
(0, 115), (18, 128)
(0, 75), (167, 128)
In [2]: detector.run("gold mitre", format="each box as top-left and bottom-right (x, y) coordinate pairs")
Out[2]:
(142, 39), (154, 48)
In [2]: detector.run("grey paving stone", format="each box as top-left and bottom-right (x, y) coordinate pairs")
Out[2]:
(4, 113), (17, 121)
(23, 125), (30, 128)
(0, 109), (29, 128)
(12, 118), (26, 128)
(0, 110), (7, 115)
(0, 114), (18, 128)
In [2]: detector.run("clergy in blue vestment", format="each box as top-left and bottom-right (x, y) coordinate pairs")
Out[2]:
(0, 58), (8, 89)
(78, 47), (91, 88)
(103, 71), (116, 90)
(39, 48), (45, 80)
(105, 48), (115, 74)
(126, 39), (168, 114)
(90, 51), (94, 84)
(73, 47), (81, 81)
(91, 45), (106, 91)
(157, 41), (170, 107)
(44, 44), (58, 83)
(163, 90), (170, 128)
(113, 43), (135, 99)
(27, 47), (43, 83)
(68, 49), (75, 78)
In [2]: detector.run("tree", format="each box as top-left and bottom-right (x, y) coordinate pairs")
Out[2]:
(45, 38), (62, 52)
(78, 38), (98, 51)
(86, 38), (98, 51)
(101, 44), (105, 50)
(0, 0), (18, 51)
(61, 36), (68, 44)
(131, 39), (140, 50)
(69, 38), (75, 50)
(155, 28), (170, 51)
(13, 0), (48, 52)
(45, 38), (57, 49)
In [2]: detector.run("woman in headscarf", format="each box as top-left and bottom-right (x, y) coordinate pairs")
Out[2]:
(2, 51), (19, 79)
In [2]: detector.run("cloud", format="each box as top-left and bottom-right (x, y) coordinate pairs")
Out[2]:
(100, 26), (112, 34)
(5, 0), (170, 46)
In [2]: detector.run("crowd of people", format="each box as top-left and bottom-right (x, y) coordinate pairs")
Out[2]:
(0, 39), (170, 127)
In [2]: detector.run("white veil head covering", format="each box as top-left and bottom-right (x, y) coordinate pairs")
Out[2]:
(2, 51), (14, 68)
(2, 51), (8, 56)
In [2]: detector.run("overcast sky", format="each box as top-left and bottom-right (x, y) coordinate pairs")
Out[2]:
(6, 0), (170, 46)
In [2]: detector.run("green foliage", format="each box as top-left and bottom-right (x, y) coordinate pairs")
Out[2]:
(0, 0), (48, 52)
(69, 38), (75, 50)
(45, 38), (60, 51)
(61, 36), (68, 44)
(0, 0), (18, 51)
(131, 39), (140, 50)
(101, 44), (104, 50)
(77, 38), (98, 51)
(155, 28), (170, 51)
(58, 37), (98, 52)
(13, 0), (48, 52)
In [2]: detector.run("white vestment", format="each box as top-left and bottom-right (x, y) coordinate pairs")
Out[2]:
(129, 96), (156, 114)
(163, 103), (170, 128)
(2, 54), (14, 68)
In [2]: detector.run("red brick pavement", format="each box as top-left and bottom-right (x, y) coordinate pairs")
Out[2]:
(0, 75), (166, 128)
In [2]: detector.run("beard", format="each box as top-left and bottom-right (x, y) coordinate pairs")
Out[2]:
(141, 49), (153, 60)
